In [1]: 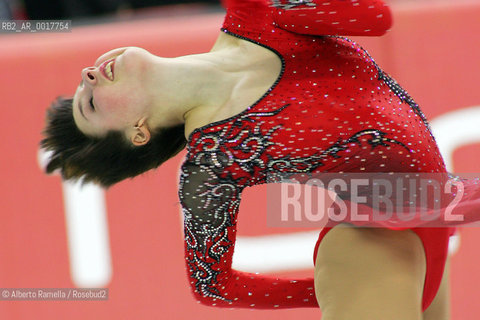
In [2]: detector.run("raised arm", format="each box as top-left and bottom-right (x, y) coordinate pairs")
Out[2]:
(223, 0), (393, 36)
(179, 160), (318, 309)
(273, 0), (392, 36)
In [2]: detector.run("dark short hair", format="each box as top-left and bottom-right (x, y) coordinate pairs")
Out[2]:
(41, 97), (187, 187)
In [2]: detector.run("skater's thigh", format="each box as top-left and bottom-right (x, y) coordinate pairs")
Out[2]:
(314, 224), (426, 320)
(423, 256), (450, 320)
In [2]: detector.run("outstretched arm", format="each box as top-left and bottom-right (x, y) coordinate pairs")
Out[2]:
(179, 160), (318, 309)
(222, 0), (393, 36)
(272, 0), (392, 36)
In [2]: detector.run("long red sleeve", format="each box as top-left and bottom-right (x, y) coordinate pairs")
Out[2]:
(272, 0), (392, 36)
(227, 0), (391, 37)
(179, 160), (318, 309)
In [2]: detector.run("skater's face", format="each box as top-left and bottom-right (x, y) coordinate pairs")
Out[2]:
(72, 47), (156, 139)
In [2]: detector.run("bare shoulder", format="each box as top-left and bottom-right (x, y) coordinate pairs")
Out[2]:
(210, 32), (243, 52)
(184, 33), (281, 139)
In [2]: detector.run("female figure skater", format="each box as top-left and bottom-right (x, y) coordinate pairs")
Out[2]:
(42, 0), (466, 318)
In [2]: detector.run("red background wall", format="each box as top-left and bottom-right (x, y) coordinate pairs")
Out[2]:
(1, 1), (480, 319)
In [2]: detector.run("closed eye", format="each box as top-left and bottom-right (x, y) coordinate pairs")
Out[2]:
(89, 97), (95, 111)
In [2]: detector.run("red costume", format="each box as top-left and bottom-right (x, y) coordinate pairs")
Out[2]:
(178, 0), (471, 311)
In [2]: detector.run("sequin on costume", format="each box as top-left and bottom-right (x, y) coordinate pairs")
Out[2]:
(178, 0), (456, 311)
(271, 0), (316, 10)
